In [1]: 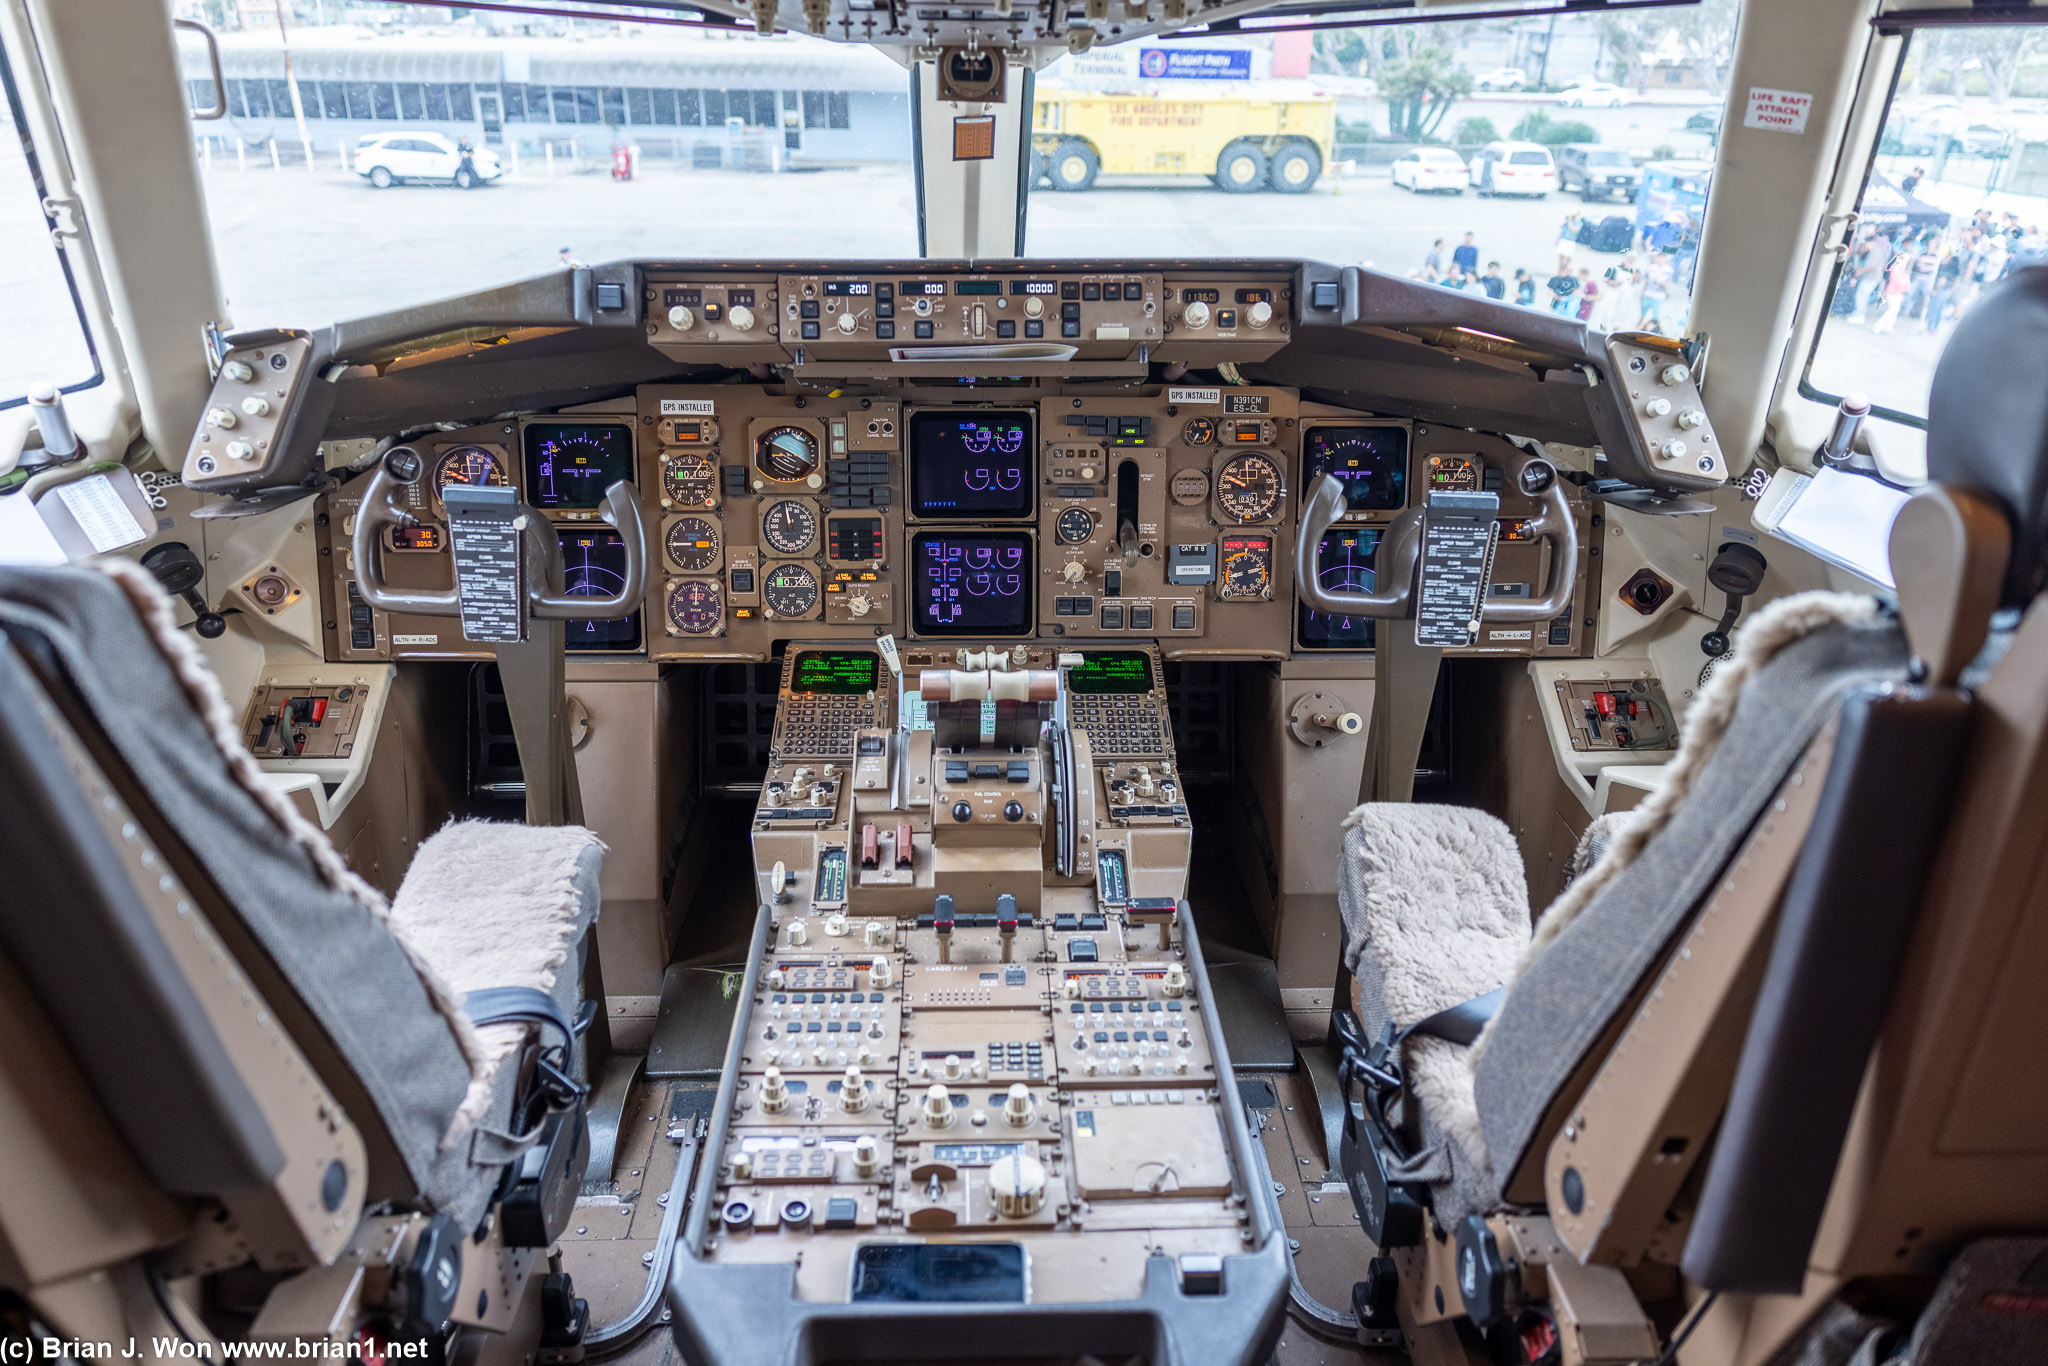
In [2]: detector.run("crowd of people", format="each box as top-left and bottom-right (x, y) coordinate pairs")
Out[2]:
(1829, 205), (2047, 338)
(1403, 211), (1706, 335)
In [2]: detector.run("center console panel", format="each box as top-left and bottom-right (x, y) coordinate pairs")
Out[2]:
(666, 643), (1286, 1364)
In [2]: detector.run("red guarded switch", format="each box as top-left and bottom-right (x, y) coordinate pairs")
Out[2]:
(860, 823), (879, 869)
(895, 824), (914, 869)
(1595, 692), (1617, 718)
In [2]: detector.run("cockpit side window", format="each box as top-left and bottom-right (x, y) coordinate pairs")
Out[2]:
(0, 30), (102, 410)
(1801, 24), (2048, 429)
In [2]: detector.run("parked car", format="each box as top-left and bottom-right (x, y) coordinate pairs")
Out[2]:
(1469, 141), (1557, 198)
(1555, 80), (1629, 109)
(1475, 67), (1528, 92)
(1391, 146), (1470, 194)
(1684, 109), (1722, 133)
(353, 131), (503, 189)
(1556, 144), (1641, 202)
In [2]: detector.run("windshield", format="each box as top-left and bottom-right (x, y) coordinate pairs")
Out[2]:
(1020, 4), (1736, 336)
(1803, 24), (2048, 427)
(171, 1), (915, 332)
(0, 38), (99, 409)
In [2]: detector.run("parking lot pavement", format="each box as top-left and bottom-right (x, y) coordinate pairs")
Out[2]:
(182, 157), (1676, 331)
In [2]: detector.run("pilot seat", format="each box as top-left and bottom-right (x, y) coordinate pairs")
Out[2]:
(0, 558), (605, 1351)
(1330, 269), (2048, 1364)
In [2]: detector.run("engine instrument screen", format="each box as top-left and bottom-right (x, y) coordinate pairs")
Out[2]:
(791, 650), (879, 694)
(1067, 651), (1155, 695)
(1299, 527), (1383, 650)
(524, 423), (635, 510)
(1303, 425), (1408, 512)
(556, 529), (641, 651)
(909, 410), (1034, 520)
(911, 532), (1032, 636)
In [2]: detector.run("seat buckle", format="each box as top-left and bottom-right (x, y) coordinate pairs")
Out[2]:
(535, 1050), (588, 1109)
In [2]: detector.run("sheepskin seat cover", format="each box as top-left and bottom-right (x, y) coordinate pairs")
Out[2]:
(1340, 804), (1528, 1218)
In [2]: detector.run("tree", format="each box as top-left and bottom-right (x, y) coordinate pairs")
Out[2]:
(1455, 116), (1498, 146)
(1382, 46), (1472, 141)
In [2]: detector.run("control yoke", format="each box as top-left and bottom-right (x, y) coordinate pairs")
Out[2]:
(1293, 450), (1578, 624)
(349, 445), (646, 620)
(347, 445), (647, 830)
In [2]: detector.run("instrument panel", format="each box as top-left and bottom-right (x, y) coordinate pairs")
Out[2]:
(317, 270), (1598, 666)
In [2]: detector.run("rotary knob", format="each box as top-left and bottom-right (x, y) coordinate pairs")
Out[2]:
(206, 407), (238, 429)
(943, 1054), (964, 1081)
(668, 305), (695, 332)
(839, 1066), (869, 1113)
(1182, 301), (1211, 329)
(1644, 398), (1672, 418)
(786, 919), (808, 948)
(1063, 561), (1087, 584)
(846, 593), (872, 617)
(1003, 1083), (1035, 1128)
(1247, 299), (1274, 327)
(853, 1135), (881, 1178)
(923, 1083), (955, 1128)
(1025, 296), (1045, 318)
(729, 304), (756, 332)
(759, 1066), (791, 1114)
(239, 396), (271, 417)
(836, 310), (859, 334)
(824, 912), (849, 938)
(987, 1151), (1047, 1218)
(220, 359), (255, 383)
(869, 957), (893, 989)
(1677, 408), (1705, 430)
(1660, 363), (1690, 386)
(864, 920), (890, 947)
(1162, 963), (1188, 998)
(1660, 439), (1689, 461)
(911, 296), (934, 317)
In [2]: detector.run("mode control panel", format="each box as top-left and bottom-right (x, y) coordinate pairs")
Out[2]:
(779, 272), (1164, 358)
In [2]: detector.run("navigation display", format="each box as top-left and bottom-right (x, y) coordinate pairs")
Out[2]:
(791, 651), (879, 695)
(911, 532), (1032, 636)
(524, 423), (635, 510)
(909, 410), (1034, 520)
(1298, 527), (1383, 650)
(1068, 652), (1154, 695)
(1303, 425), (1408, 513)
(557, 529), (641, 651)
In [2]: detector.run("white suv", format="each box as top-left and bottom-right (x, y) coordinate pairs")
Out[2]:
(1469, 142), (1557, 198)
(353, 132), (502, 189)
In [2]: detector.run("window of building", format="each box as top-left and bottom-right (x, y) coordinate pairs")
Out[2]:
(802, 90), (826, 128)
(751, 90), (776, 126)
(828, 91), (850, 129)
(449, 84), (472, 120)
(424, 84), (449, 120)
(651, 87), (676, 125)
(267, 79), (294, 117)
(397, 82), (425, 121)
(678, 89), (701, 126)
(319, 82), (345, 118)
(371, 83), (398, 121)
(627, 87), (651, 124)
(602, 86), (626, 126)
(701, 89), (725, 125)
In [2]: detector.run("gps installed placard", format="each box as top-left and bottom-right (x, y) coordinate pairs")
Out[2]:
(909, 409), (1034, 519)
(911, 531), (1032, 636)
(791, 650), (879, 694)
(523, 422), (635, 510)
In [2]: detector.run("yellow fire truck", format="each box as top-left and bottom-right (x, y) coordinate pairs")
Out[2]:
(1030, 84), (1338, 193)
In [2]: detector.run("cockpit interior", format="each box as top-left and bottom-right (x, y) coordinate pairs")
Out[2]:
(5, 2), (2048, 1365)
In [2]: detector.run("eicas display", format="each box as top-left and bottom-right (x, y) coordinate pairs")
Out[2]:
(912, 532), (1032, 635)
(910, 410), (1034, 519)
